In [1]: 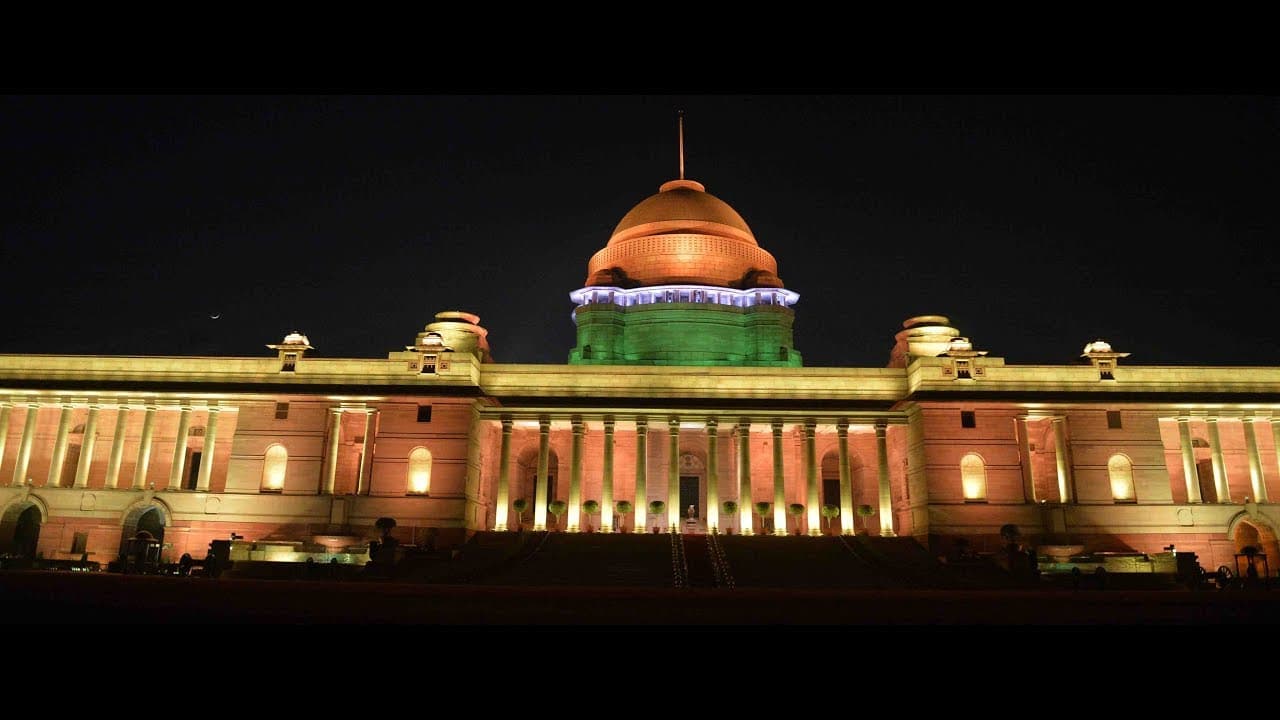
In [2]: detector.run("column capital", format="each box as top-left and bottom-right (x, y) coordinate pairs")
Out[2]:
(668, 417), (680, 433)
(836, 420), (849, 435)
(1205, 416), (1221, 425)
(770, 419), (784, 433)
(705, 417), (718, 432)
(803, 418), (817, 435)
(538, 416), (551, 433)
(572, 417), (586, 434)
(1176, 415), (1194, 424)
(635, 416), (648, 431)
(874, 423), (887, 438)
(603, 416), (615, 431)
(501, 417), (513, 432)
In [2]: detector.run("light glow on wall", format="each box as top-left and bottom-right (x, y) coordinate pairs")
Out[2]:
(262, 444), (287, 491)
(1108, 454), (1135, 501)
(960, 453), (986, 501)
(408, 446), (432, 495)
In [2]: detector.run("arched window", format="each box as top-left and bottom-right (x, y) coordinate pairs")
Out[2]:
(960, 453), (986, 501)
(261, 444), (287, 492)
(408, 446), (432, 495)
(1108, 454), (1136, 502)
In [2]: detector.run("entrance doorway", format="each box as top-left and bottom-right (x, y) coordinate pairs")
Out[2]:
(13, 505), (41, 559)
(679, 476), (700, 521)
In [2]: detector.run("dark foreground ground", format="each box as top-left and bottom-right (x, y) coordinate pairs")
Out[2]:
(3, 570), (1279, 626)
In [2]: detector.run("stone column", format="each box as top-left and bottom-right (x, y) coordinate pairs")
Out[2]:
(132, 407), (157, 489)
(667, 418), (680, 532)
(837, 422), (853, 535)
(320, 409), (341, 495)
(568, 418), (584, 532)
(1015, 416), (1036, 502)
(633, 417), (648, 533)
(356, 410), (377, 496)
(0, 403), (10, 474)
(168, 406), (193, 490)
(804, 420), (819, 535)
(1244, 418), (1265, 503)
(875, 423), (894, 536)
(533, 417), (551, 531)
(706, 418), (719, 533)
(73, 405), (100, 488)
(103, 406), (130, 489)
(1052, 416), (1074, 504)
(1206, 417), (1229, 503)
(47, 404), (74, 487)
(494, 418), (513, 530)
(1177, 417), (1202, 504)
(196, 407), (220, 491)
(771, 420), (786, 536)
(11, 404), (40, 487)
(601, 417), (614, 533)
(737, 420), (753, 534)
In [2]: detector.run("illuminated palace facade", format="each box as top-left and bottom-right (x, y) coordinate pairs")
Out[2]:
(3, 168), (1280, 572)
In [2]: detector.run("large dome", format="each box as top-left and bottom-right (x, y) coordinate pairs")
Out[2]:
(585, 178), (783, 288)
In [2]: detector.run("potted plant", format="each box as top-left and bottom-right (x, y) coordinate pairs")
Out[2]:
(721, 500), (739, 535)
(648, 500), (665, 533)
(614, 500), (633, 533)
(512, 498), (528, 532)
(754, 501), (771, 535)
(821, 503), (840, 535)
(856, 504), (874, 535)
(787, 503), (805, 535)
(548, 500), (567, 531)
(581, 499), (600, 533)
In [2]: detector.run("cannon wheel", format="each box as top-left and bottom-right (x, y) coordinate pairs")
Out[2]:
(1216, 565), (1234, 589)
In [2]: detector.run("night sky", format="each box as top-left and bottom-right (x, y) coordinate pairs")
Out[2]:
(3, 94), (1277, 367)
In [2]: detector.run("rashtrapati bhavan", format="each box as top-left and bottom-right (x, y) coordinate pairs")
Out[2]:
(3, 132), (1280, 579)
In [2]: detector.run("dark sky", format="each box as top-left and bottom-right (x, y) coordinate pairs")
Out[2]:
(3, 94), (1278, 367)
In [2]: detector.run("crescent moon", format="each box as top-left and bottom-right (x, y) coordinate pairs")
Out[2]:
(210, 313), (221, 320)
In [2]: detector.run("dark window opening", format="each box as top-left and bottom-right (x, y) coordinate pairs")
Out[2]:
(582, 345), (592, 359)
(421, 354), (437, 374)
(1107, 411), (1122, 429)
(70, 532), (88, 555)
(185, 451), (201, 490)
(282, 353), (297, 372)
(956, 360), (972, 380)
(961, 411), (976, 428)
(417, 405), (433, 423)
(275, 402), (289, 420)
(779, 346), (789, 361)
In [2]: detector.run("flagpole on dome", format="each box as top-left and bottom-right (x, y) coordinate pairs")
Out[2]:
(678, 109), (685, 180)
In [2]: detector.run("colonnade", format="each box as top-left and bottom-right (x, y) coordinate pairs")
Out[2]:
(491, 415), (896, 536)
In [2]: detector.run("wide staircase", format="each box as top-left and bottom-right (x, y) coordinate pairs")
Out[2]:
(680, 534), (720, 588)
(717, 535), (888, 589)
(476, 532), (675, 587)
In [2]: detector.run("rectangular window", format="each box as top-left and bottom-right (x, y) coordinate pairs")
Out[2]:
(275, 402), (290, 420)
(70, 532), (89, 555)
(961, 411), (976, 428)
(281, 353), (297, 372)
(421, 354), (437, 374)
(955, 360), (972, 379)
(1106, 411), (1122, 429)
(417, 405), (432, 423)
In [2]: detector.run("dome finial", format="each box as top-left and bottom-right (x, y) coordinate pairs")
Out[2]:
(677, 109), (685, 180)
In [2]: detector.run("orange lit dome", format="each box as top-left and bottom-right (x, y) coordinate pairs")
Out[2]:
(585, 179), (784, 288)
